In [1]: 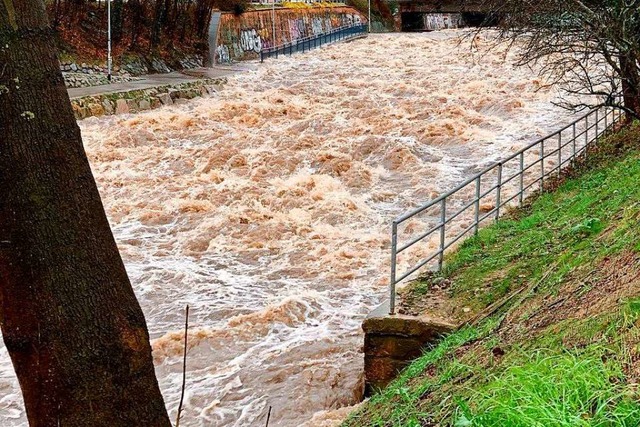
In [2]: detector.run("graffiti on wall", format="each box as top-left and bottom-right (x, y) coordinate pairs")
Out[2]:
(216, 44), (231, 63)
(216, 7), (367, 62)
(240, 28), (263, 53)
(342, 13), (362, 26)
(288, 18), (306, 41)
(311, 17), (324, 36)
(424, 13), (462, 31)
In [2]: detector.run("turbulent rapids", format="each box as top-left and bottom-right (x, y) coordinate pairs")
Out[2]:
(0, 31), (576, 426)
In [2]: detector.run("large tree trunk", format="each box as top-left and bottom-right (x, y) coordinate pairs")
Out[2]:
(0, 1), (172, 426)
(151, 0), (166, 49)
(619, 53), (640, 120)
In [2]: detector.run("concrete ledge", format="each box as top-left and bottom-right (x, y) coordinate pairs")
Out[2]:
(362, 299), (456, 395)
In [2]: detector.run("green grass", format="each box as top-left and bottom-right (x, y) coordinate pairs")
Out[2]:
(344, 124), (640, 427)
(455, 298), (640, 427)
(426, 124), (640, 313)
(456, 347), (640, 427)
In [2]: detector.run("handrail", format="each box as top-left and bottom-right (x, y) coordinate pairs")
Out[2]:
(388, 105), (623, 315)
(260, 23), (367, 62)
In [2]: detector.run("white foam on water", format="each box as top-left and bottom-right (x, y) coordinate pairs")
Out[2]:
(0, 30), (576, 426)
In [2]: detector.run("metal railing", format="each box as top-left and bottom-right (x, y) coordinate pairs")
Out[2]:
(260, 24), (367, 62)
(389, 105), (624, 315)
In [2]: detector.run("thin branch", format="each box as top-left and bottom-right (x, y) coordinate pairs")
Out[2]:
(265, 406), (272, 427)
(175, 305), (189, 427)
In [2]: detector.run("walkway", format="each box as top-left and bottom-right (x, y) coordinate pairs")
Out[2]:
(67, 66), (250, 99)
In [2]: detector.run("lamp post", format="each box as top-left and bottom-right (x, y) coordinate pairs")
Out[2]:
(107, 0), (112, 82)
(368, 0), (371, 32)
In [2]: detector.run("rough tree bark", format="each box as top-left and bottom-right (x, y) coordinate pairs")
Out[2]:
(0, 1), (172, 426)
(619, 53), (640, 120)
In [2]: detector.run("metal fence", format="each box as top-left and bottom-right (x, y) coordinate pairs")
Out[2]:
(389, 105), (624, 315)
(260, 24), (367, 62)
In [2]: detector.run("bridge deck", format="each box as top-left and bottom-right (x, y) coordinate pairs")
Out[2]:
(395, 0), (487, 13)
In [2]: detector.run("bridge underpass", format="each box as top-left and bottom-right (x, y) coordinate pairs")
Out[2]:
(394, 0), (493, 31)
(400, 11), (487, 31)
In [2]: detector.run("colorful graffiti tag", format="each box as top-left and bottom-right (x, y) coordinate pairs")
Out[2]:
(216, 7), (367, 62)
(216, 45), (231, 63)
(240, 28), (263, 52)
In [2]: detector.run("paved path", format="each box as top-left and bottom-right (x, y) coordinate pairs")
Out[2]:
(67, 66), (250, 99)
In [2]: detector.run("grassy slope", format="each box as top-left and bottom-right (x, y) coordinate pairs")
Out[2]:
(344, 124), (640, 427)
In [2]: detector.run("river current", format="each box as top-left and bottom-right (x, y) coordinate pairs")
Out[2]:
(0, 31), (575, 426)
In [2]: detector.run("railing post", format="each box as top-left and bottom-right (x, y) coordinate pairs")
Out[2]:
(475, 175), (481, 233)
(438, 198), (446, 271)
(572, 123), (576, 159)
(389, 222), (398, 315)
(585, 115), (589, 151)
(595, 109), (599, 139)
(519, 152), (524, 206)
(540, 139), (545, 191)
(495, 163), (502, 220)
(557, 132), (562, 176)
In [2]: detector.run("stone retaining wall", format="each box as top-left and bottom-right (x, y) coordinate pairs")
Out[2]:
(70, 78), (226, 120)
(60, 54), (204, 88)
(63, 73), (142, 89)
(362, 300), (456, 395)
(216, 6), (366, 62)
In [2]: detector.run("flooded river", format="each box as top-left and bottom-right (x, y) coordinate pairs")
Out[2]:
(0, 31), (575, 426)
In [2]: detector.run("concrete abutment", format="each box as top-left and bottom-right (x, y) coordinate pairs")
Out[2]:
(362, 300), (456, 395)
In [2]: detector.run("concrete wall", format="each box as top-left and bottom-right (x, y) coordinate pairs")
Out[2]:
(362, 301), (455, 395)
(215, 6), (366, 62)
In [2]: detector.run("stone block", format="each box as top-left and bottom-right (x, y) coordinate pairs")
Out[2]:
(115, 99), (129, 114)
(157, 93), (173, 105)
(363, 311), (455, 341)
(102, 99), (114, 115)
(72, 103), (85, 119)
(184, 89), (198, 99)
(362, 299), (456, 396)
(126, 99), (138, 112)
(88, 103), (104, 117)
(364, 335), (426, 359)
(363, 356), (410, 394)
(139, 99), (151, 111)
(364, 356), (409, 380)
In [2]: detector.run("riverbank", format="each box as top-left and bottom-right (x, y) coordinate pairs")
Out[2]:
(67, 67), (247, 119)
(343, 123), (640, 426)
